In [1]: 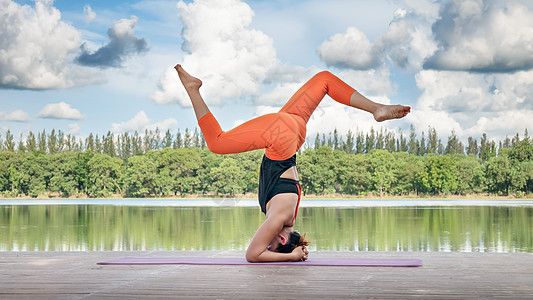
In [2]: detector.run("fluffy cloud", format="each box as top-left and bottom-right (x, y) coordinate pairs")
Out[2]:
(377, 0), (533, 140)
(316, 0), (439, 72)
(83, 5), (96, 23)
(317, 27), (380, 70)
(412, 69), (533, 139)
(375, 0), (439, 71)
(111, 111), (178, 134)
(316, 0), (533, 74)
(111, 111), (150, 133)
(0, 0), (84, 89)
(424, 0), (533, 72)
(68, 123), (81, 135)
(0, 109), (30, 122)
(0, 0), (144, 90)
(76, 16), (148, 68)
(151, 0), (278, 106)
(37, 102), (85, 120)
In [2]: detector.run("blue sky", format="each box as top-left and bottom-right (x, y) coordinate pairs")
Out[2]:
(1, 0), (532, 146)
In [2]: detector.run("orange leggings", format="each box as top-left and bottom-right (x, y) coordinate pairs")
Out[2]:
(198, 71), (356, 161)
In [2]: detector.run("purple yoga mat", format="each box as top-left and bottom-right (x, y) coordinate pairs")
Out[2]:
(97, 257), (422, 267)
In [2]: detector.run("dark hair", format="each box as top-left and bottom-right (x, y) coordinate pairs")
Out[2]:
(275, 232), (310, 253)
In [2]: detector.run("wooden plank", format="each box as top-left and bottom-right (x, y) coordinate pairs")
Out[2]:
(0, 251), (532, 299)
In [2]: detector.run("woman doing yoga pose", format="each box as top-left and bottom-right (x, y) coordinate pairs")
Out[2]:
(175, 64), (410, 262)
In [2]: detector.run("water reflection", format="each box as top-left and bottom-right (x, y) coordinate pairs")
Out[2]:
(1, 205), (531, 252)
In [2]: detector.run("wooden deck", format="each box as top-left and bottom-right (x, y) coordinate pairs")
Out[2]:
(1, 251), (532, 299)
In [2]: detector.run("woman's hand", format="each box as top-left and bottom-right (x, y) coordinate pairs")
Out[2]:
(290, 246), (309, 261)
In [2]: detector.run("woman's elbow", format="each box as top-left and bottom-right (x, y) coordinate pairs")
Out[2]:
(245, 249), (260, 263)
(204, 140), (229, 155)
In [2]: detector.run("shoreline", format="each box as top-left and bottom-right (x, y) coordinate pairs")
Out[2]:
(2, 198), (533, 207)
(1, 193), (532, 201)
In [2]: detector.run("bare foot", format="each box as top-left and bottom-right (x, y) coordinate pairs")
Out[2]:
(174, 64), (202, 91)
(373, 105), (411, 122)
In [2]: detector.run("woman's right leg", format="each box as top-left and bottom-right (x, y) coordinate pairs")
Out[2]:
(279, 71), (410, 123)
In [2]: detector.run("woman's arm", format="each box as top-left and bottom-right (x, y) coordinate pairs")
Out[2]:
(245, 215), (307, 262)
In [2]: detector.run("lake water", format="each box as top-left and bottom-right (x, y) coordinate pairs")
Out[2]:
(1, 199), (532, 252)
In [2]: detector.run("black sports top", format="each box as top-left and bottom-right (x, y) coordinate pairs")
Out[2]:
(258, 154), (298, 214)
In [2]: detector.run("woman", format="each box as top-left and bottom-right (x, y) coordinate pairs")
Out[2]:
(175, 64), (410, 262)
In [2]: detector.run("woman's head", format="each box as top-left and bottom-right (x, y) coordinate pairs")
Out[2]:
(270, 228), (310, 253)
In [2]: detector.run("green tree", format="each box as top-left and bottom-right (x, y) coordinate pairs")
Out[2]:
(158, 148), (202, 196)
(415, 155), (457, 194)
(391, 152), (421, 195)
(124, 154), (157, 197)
(4, 130), (15, 152)
(47, 129), (59, 154)
(355, 132), (365, 154)
(408, 125), (418, 155)
(0, 151), (23, 195)
(162, 130), (173, 149)
(75, 151), (94, 196)
(87, 154), (123, 197)
(299, 147), (335, 195)
(367, 150), (396, 197)
(453, 154), (483, 195)
(19, 151), (51, 197)
(485, 155), (512, 195)
(209, 157), (245, 196)
(427, 127), (438, 154)
(49, 152), (78, 197)
(445, 130), (464, 155)
(419, 131), (426, 155)
(466, 137), (479, 157)
(337, 153), (370, 195)
(25, 131), (37, 152)
(344, 130), (355, 154)
(507, 139), (533, 194)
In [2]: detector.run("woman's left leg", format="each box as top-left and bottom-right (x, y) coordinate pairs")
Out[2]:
(175, 64), (210, 121)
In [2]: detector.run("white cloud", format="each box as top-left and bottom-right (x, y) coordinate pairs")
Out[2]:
(317, 27), (380, 70)
(415, 70), (533, 113)
(465, 110), (533, 141)
(412, 69), (533, 139)
(0, 109), (30, 122)
(0, 0), (88, 89)
(68, 123), (81, 134)
(424, 0), (533, 72)
(111, 111), (178, 134)
(83, 5), (96, 23)
(314, 0), (440, 72)
(408, 109), (464, 139)
(111, 111), (151, 133)
(145, 118), (179, 133)
(37, 102), (85, 120)
(151, 0), (278, 106)
(375, 0), (439, 71)
(336, 68), (395, 98)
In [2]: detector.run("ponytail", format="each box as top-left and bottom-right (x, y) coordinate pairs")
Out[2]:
(276, 231), (310, 253)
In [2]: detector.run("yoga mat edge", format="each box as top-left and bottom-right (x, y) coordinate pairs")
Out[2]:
(97, 257), (422, 267)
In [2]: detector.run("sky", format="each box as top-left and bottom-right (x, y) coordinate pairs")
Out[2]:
(1, 0), (532, 147)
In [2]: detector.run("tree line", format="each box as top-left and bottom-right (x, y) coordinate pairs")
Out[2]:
(0, 127), (531, 198)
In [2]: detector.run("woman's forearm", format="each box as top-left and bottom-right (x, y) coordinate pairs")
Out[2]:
(245, 248), (295, 263)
